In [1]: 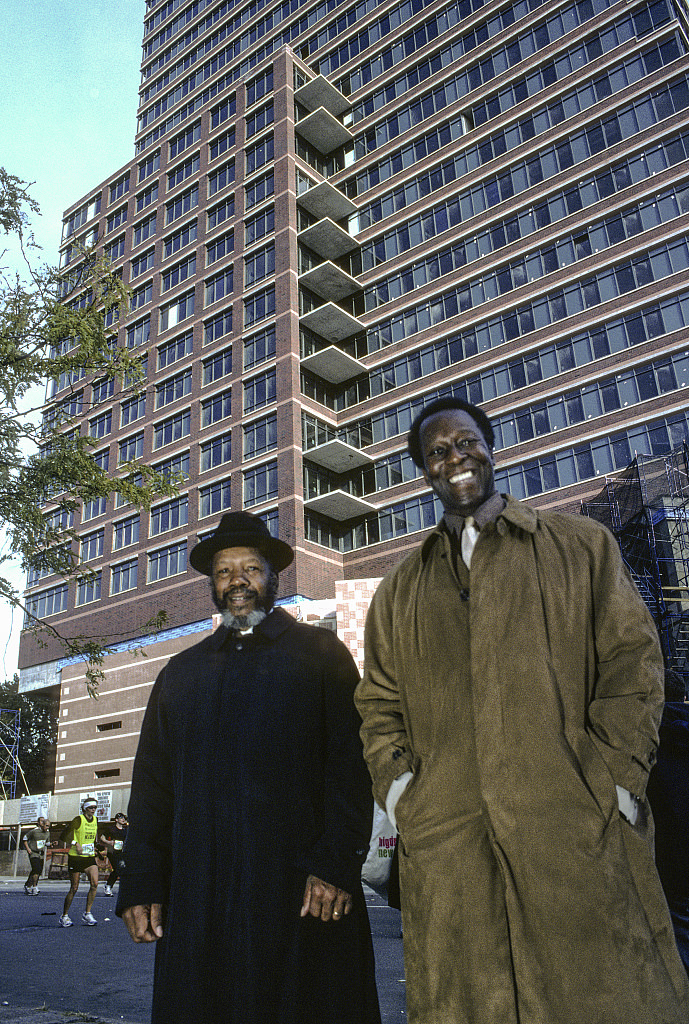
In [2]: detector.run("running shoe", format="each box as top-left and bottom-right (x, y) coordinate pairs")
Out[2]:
(82, 911), (97, 926)
(24, 885), (31, 895)
(59, 915), (73, 927)
(103, 884), (113, 895)
(32, 887), (40, 894)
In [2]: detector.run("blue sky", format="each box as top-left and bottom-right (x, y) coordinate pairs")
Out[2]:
(1, 2), (145, 678)
(2, 0), (144, 260)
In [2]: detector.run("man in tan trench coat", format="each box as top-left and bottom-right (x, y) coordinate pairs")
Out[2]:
(355, 396), (689, 1024)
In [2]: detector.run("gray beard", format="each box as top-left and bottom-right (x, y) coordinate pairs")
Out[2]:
(220, 608), (268, 631)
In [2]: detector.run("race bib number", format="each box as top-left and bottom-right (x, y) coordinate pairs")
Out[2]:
(36, 840), (46, 850)
(81, 842), (95, 855)
(113, 840), (123, 851)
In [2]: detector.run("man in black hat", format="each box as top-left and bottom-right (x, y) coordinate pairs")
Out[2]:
(117, 513), (380, 1024)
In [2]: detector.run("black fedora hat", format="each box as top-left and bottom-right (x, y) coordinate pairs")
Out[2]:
(189, 512), (294, 576)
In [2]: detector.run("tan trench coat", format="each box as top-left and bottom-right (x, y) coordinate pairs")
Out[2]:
(356, 497), (689, 1023)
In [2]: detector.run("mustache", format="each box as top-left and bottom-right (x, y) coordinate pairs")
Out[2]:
(215, 586), (260, 610)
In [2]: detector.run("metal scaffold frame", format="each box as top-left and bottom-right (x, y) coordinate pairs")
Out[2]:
(0, 708), (21, 800)
(581, 443), (689, 683)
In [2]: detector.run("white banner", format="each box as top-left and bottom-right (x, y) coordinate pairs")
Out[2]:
(19, 793), (50, 823)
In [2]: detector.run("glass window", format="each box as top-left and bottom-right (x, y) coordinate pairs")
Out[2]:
(148, 541), (187, 582)
(111, 559), (138, 594)
(150, 496), (188, 536)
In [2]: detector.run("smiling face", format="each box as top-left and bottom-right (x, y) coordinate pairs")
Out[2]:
(211, 546), (278, 628)
(420, 408), (496, 517)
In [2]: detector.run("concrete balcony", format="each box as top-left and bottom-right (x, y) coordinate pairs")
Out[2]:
(296, 181), (357, 222)
(298, 217), (359, 260)
(300, 345), (365, 384)
(295, 108), (352, 153)
(300, 261), (360, 302)
(304, 439), (373, 473)
(295, 75), (351, 118)
(304, 490), (377, 520)
(300, 302), (362, 343)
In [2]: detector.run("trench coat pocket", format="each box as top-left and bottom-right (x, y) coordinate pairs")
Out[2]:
(392, 771), (417, 837)
(393, 766), (475, 850)
(575, 730), (620, 822)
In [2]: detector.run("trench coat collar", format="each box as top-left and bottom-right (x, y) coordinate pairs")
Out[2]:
(420, 493), (538, 563)
(210, 606), (294, 650)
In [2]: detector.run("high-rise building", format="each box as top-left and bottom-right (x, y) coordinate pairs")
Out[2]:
(17, 0), (689, 806)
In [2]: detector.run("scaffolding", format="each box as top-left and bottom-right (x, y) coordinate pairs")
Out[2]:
(581, 443), (689, 682)
(0, 708), (20, 800)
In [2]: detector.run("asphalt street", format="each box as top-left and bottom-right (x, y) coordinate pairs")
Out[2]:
(0, 876), (406, 1023)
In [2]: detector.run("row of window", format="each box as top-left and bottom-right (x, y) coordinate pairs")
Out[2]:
(81, 431), (273, 566)
(142, 0), (254, 102)
(342, 0), (613, 115)
(142, 0), (243, 89)
(68, 424), (279, 530)
(54, 424), (270, 541)
(356, 125), (689, 284)
(493, 350), (689, 451)
(348, 57), (688, 224)
(138, 44), (236, 133)
(363, 180), (689, 312)
(350, 0), (655, 162)
(124, 408), (275, 482)
(125, 319), (273, 380)
(304, 448), (419, 503)
(318, 0), (498, 79)
(304, 491), (442, 553)
(137, 74), (236, 153)
(106, 169), (267, 296)
(136, 279), (274, 337)
(367, 231), (689, 356)
(498, 412), (689, 500)
(472, 36), (684, 169)
(62, 196), (101, 240)
(140, 0), (357, 107)
(130, 195), (233, 251)
(86, 366), (276, 454)
(474, 2), (673, 129)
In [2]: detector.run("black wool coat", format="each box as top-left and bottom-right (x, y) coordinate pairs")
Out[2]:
(117, 609), (380, 1024)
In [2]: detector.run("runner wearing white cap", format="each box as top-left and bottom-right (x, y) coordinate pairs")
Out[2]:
(58, 797), (101, 927)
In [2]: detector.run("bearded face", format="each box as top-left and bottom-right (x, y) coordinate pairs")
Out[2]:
(211, 546), (278, 629)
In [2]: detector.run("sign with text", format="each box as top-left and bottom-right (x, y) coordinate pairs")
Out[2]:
(79, 791), (112, 821)
(19, 793), (50, 823)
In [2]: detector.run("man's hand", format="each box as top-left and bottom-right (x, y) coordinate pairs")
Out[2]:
(122, 903), (164, 943)
(300, 875), (352, 922)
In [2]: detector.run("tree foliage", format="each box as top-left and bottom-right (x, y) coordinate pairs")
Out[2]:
(0, 675), (58, 797)
(0, 169), (177, 695)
